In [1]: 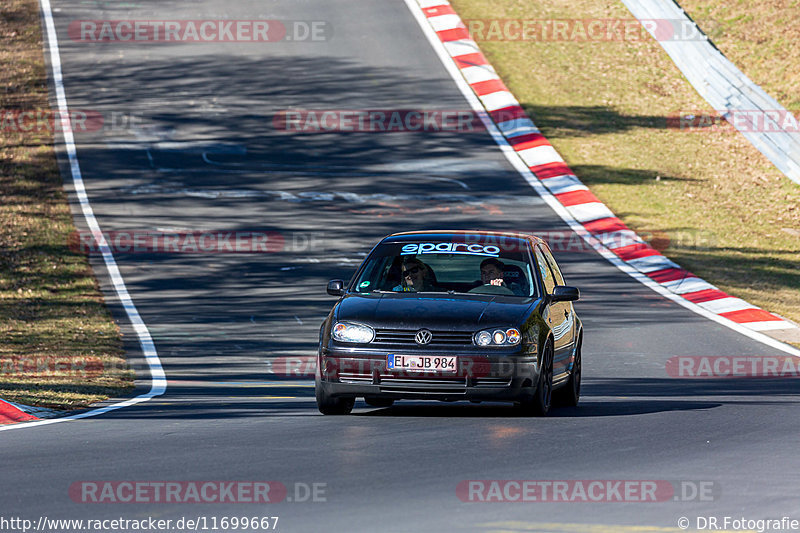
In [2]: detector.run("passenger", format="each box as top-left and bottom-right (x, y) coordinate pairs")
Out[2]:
(394, 258), (438, 292)
(480, 258), (507, 287)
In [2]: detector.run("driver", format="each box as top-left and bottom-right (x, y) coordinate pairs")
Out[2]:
(394, 258), (438, 292)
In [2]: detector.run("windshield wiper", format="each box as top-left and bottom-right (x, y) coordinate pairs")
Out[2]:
(418, 290), (459, 295)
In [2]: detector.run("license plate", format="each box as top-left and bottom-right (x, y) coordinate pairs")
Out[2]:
(387, 354), (457, 373)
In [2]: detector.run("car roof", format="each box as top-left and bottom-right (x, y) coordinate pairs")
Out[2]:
(382, 230), (545, 246)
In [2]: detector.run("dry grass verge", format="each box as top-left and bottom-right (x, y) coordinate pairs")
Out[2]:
(1, 0), (134, 409)
(679, 0), (800, 113)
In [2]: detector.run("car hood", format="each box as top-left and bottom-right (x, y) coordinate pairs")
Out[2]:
(334, 293), (538, 330)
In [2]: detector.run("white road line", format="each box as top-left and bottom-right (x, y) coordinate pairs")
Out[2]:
(403, 0), (800, 358)
(1, 1), (168, 432)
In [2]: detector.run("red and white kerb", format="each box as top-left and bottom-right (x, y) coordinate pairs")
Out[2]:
(416, 0), (797, 334)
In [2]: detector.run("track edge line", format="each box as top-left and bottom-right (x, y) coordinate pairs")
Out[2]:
(0, 0), (169, 433)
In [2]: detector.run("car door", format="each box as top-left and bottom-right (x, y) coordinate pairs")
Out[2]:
(534, 245), (575, 379)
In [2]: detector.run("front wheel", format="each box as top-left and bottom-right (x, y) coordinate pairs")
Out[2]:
(553, 335), (581, 408)
(316, 385), (355, 415)
(518, 341), (553, 416)
(315, 360), (354, 415)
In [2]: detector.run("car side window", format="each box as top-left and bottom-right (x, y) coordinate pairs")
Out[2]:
(541, 245), (565, 286)
(534, 246), (556, 295)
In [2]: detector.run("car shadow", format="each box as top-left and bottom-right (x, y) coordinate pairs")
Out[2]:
(356, 375), (800, 418)
(356, 398), (721, 418)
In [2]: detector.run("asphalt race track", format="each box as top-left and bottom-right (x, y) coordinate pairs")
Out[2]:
(3, 1), (800, 532)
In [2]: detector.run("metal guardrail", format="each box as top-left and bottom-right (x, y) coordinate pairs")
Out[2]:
(621, 0), (800, 185)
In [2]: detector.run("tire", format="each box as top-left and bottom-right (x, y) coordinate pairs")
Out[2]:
(315, 360), (354, 415)
(518, 340), (553, 416)
(364, 397), (395, 408)
(316, 385), (355, 415)
(553, 335), (581, 408)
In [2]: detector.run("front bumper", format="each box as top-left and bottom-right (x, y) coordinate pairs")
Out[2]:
(318, 350), (539, 403)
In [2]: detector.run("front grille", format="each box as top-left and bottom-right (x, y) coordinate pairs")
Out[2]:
(473, 377), (512, 387)
(337, 367), (465, 389)
(373, 329), (474, 347)
(336, 372), (509, 393)
(338, 372), (372, 383)
(379, 376), (467, 393)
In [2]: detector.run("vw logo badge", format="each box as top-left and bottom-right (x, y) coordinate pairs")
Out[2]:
(415, 329), (432, 345)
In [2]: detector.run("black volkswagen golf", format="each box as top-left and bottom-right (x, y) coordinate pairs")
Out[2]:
(316, 231), (582, 416)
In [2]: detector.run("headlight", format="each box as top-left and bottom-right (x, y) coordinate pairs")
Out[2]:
(476, 331), (492, 346)
(474, 328), (521, 346)
(505, 328), (521, 344)
(331, 322), (375, 343)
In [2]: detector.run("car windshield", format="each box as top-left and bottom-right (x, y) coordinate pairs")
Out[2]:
(352, 239), (537, 297)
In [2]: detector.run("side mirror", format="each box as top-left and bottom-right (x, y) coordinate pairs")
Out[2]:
(327, 279), (345, 296)
(551, 285), (579, 302)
